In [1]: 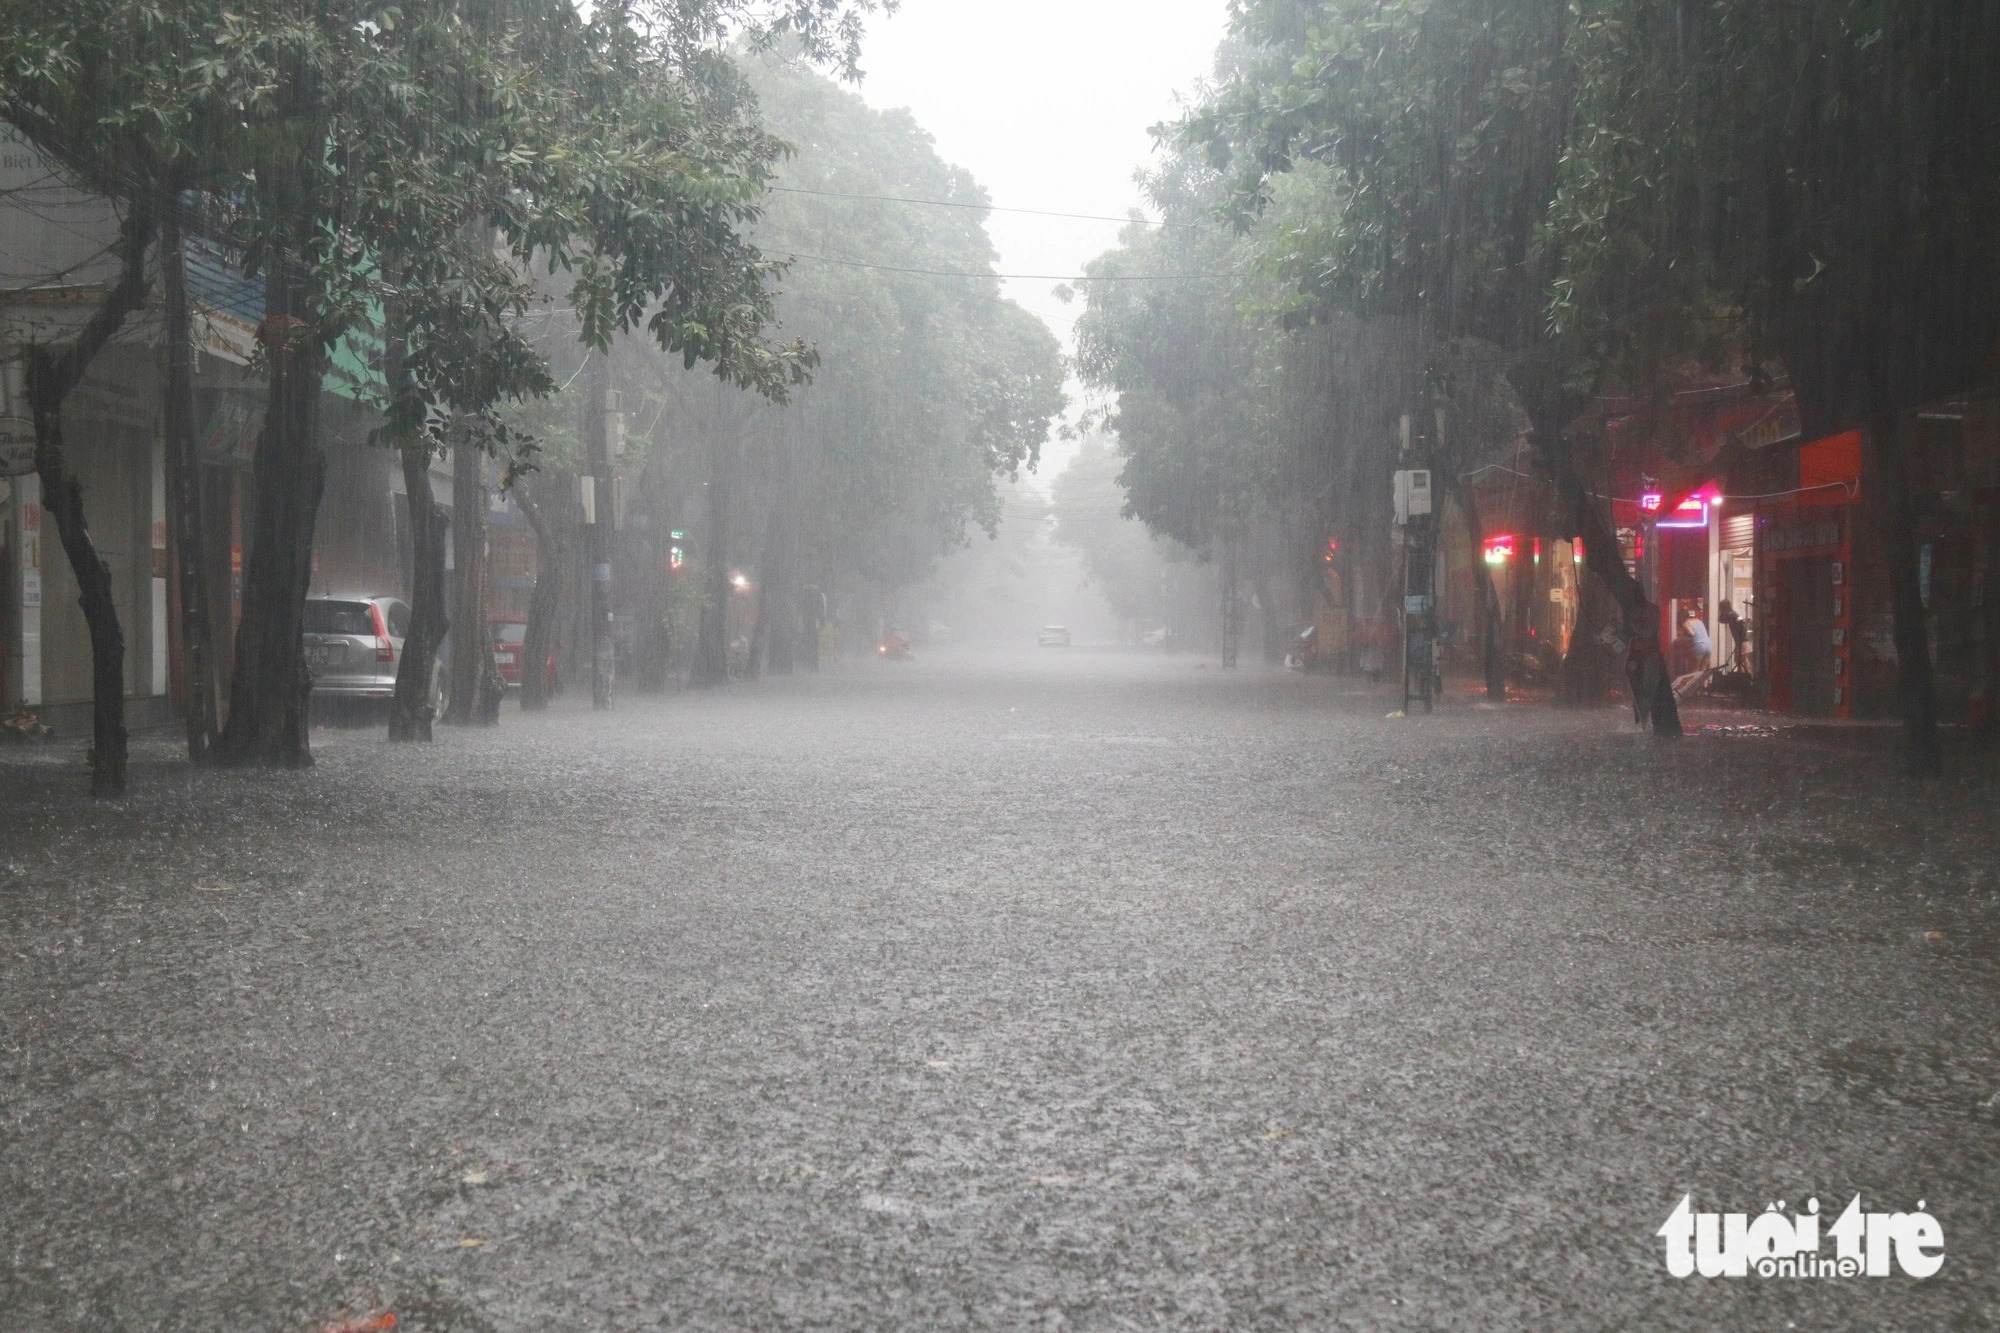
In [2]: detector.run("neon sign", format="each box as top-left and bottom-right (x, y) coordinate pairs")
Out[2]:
(1483, 534), (1515, 564)
(1659, 494), (1710, 529)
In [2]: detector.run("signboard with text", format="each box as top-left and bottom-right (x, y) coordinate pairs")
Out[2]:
(0, 415), (33, 477)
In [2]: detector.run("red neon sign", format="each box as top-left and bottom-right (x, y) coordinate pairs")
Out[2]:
(1659, 493), (1710, 528)
(1482, 534), (1516, 564)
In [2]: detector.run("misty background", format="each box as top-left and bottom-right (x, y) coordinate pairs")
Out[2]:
(855, 0), (1232, 651)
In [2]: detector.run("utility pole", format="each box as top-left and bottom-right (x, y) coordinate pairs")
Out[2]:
(584, 356), (622, 710)
(159, 203), (217, 758)
(1220, 537), (1241, 668)
(1394, 413), (1436, 714)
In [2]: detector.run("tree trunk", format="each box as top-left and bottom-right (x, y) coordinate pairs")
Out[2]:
(1455, 482), (1507, 703)
(1523, 356), (1680, 732)
(766, 529), (797, 676)
(443, 434), (499, 725)
(24, 206), (156, 796)
(201, 466), (237, 713)
(799, 584), (822, 672)
(558, 516), (591, 697)
(1984, 495), (2000, 743)
(476, 640), (505, 722)
(213, 340), (321, 763)
(1512, 373), (1646, 718)
(1255, 574), (1280, 663)
(633, 503), (672, 694)
(516, 478), (567, 712)
(1552, 461), (1681, 736)
(1863, 414), (1940, 777)
(583, 368), (615, 710)
(1513, 508), (1541, 671)
(745, 503), (787, 680)
(381, 309), (448, 741)
(213, 265), (327, 770)
(160, 202), (218, 762)
(744, 580), (768, 680)
(30, 355), (129, 797)
(214, 60), (335, 771)
(389, 438), (448, 740)
(753, 438), (796, 677)
(1558, 567), (1614, 707)
(1219, 539), (1242, 668)
(634, 594), (671, 691)
(690, 429), (734, 687)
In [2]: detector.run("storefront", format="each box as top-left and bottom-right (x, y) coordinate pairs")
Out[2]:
(1901, 393), (2000, 725)
(1638, 487), (1719, 679)
(1571, 369), (1804, 694)
(1753, 430), (1878, 719)
(1, 127), (171, 728)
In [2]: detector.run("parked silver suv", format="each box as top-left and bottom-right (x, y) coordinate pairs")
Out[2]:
(303, 595), (412, 711)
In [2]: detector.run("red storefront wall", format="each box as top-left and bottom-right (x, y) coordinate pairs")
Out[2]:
(1754, 431), (1879, 718)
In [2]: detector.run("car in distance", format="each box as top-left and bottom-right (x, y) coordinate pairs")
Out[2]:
(489, 617), (555, 692)
(1037, 625), (1071, 647)
(303, 595), (412, 714)
(490, 618), (527, 689)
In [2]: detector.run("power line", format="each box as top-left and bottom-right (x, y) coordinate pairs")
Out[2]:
(783, 251), (1234, 282)
(767, 185), (1191, 228)
(0, 235), (123, 287)
(1468, 462), (1856, 507)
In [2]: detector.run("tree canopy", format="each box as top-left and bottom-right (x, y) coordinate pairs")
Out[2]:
(614, 52), (1065, 604)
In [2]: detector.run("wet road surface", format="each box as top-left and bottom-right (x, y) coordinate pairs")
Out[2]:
(2, 650), (1996, 1330)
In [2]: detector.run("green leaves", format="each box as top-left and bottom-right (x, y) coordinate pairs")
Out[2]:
(1, 0), (887, 464)
(717, 54), (1062, 579)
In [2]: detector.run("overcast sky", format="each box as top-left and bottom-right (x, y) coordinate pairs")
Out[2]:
(846, 0), (1229, 472)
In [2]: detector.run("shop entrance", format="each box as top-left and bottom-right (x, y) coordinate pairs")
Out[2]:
(0, 515), (9, 706)
(1786, 557), (1837, 716)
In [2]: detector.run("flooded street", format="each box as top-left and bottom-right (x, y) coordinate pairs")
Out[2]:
(3, 652), (1994, 1330)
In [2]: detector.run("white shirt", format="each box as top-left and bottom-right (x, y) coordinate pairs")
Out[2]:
(1686, 618), (1712, 658)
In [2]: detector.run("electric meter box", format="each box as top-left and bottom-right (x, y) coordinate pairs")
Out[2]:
(1394, 468), (1432, 522)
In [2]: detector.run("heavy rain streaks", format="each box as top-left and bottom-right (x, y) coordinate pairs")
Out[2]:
(3, 0), (2000, 1329)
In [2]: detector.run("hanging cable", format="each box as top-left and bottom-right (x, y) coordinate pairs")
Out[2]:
(782, 251), (1235, 282)
(1464, 462), (1858, 506)
(767, 185), (1189, 228)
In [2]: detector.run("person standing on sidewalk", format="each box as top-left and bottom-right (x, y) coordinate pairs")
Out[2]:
(1673, 605), (1713, 695)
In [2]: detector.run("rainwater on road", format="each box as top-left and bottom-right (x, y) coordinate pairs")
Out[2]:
(2, 651), (1995, 1330)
